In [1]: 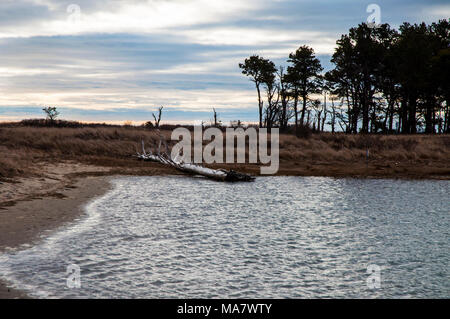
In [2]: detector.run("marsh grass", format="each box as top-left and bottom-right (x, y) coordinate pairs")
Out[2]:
(0, 123), (449, 179)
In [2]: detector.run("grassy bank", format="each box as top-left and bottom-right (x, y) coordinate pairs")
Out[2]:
(0, 125), (449, 180)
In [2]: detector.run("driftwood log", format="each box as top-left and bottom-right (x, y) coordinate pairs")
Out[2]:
(137, 141), (254, 182)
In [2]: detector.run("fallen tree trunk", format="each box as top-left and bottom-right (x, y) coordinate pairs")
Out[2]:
(136, 142), (254, 182)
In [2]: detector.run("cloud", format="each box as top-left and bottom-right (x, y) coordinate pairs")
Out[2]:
(175, 27), (336, 54)
(0, 0), (447, 123)
(0, 0), (261, 38)
(422, 4), (450, 20)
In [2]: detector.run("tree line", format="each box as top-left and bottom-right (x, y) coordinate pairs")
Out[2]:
(239, 20), (449, 134)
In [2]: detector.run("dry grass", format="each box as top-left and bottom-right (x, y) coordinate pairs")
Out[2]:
(279, 133), (450, 162)
(0, 126), (164, 156)
(0, 126), (167, 179)
(0, 125), (449, 180)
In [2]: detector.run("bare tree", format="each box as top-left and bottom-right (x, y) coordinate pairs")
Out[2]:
(321, 91), (327, 131)
(212, 108), (222, 127)
(152, 106), (163, 128)
(335, 99), (350, 132)
(327, 95), (338, 133)
(264, 82), (280, 129)
(311, 99), (322, 132)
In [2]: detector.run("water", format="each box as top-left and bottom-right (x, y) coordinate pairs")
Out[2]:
(0, 176), (449, 298)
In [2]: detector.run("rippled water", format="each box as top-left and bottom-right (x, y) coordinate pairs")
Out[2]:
(0, 176), (449, 298)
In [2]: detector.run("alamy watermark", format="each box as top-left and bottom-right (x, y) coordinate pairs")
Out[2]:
(67, 4), (82, 24)
(66, 264), (81, 289)
(366, 4), (381, 28)
(366, 264), (383, 289)
(170, 127), (279, 175)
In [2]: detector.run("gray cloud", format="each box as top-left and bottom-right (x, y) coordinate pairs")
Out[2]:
(0, 1), (52, 26)
(0, 0), (448, 122)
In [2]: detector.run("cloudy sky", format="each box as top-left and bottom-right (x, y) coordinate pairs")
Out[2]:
(0, 0), (448, 124)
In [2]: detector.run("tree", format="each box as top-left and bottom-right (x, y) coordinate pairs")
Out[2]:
(42, 106), (59, 122)
(286, 46), (323, 130)
(327, 95), (338, 134)
(374, 25), (399, 133)
(152, 106), (163, 128)
(328, 23), (401, 133)
(239, 55), (277, 128)
(212, 108), (222, 127)
(278, 66), (294, 131)
(311, 99), (322, 131)
(321, 91), (327, 132)
(144, 121), (154, 129)
(349, 24), (385, 133)
(433, 47), (450, 133)
(238, 20), (448, 134)
(394, 23), (434, 133)
(261, 64), (279, 129)
(430, 20), (450, 133)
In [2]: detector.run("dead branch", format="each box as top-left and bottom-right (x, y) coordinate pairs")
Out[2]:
(136, 140), (254, 182)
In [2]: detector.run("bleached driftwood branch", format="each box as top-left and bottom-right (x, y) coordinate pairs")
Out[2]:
(137, 140), (254, 182)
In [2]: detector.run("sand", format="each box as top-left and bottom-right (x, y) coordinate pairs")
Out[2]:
(0, 163), (114, 299)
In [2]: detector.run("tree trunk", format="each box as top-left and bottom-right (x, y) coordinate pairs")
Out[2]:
(401, 97), (409, 134)
(445, 99), (450, 133)
(294, 95), (299, 131)
(408, 95), (417, 134)
(388, 100), (394, 133)
(322, 92), (327, 131)
(361, 91), (369, 133)
(331, 98), (336, 133)
(345, 94), (352, 133)
(424, 97), (434, 134)
(256, 84), (263, 128)
(281, 93), (287, 131)
(352, 102), (359, 134)
(138, 142), (254, 182)
(317, 111), (322, 132)
(300, 93), (307, 126)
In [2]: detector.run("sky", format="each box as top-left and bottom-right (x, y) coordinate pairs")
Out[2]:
(0, 0), (448, 124)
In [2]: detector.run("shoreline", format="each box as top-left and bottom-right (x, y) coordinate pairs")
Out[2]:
(0, 175), (114, 299)
(0, 162), (449, 298)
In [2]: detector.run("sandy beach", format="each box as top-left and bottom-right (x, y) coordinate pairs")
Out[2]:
(0, 164), (114, 298)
